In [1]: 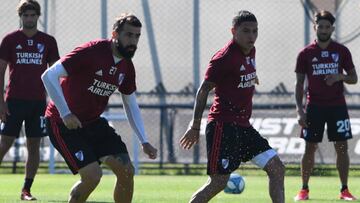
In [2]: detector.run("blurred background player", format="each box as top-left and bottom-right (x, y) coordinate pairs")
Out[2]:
(41, 13), (157, 203)
(180, 10), (285, 203)
(294, 10), (358, 201)
(0, 0), (59, 201)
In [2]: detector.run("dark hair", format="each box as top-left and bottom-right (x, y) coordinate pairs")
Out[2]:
(232, 10), (257, 28)
(113, 13), (142, 33)
(314, 10), (335, 25)
(17, 0), (41, 16)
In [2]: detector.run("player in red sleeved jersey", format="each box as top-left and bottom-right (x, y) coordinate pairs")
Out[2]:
(0, 0), (59, 201)
(41, 13), (157, 203)
(180, 10), (285, 203)
(294, 11), (358, 201)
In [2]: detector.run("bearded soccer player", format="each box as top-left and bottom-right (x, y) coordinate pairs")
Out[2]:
(41, 13), (157, 203)
(180, 10), (285, 203)
(294, 10), (358, 201)
(0, 0), (59, 200)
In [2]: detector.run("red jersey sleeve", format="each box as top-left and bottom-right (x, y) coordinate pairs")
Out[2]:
(342, 46), (355, 72)
(0, 35), (12, 62)
(295, 50), (307, 74)
(46, 36), (60, 64)
(60, 43), (94, 75)
(204, 55), (227, 84)
(118, 60), (136, 95)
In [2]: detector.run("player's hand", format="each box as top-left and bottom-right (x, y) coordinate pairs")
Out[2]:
(324, 74), (343, 86)
(297, 110), (308, 128)
(142, 143), (157, 159)
(255, 76), (259, 85)
(0, 101), (9, 122)
(62, 113), (82, 129)
(179, 128), (200, 150)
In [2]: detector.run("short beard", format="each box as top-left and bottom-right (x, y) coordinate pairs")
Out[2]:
(317, 34), (331, 42)
(116, 40), (137, 59)
(22, 22), (37, 30)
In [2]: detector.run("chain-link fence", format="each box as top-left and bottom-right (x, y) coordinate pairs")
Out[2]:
(2, 0), (360, 171)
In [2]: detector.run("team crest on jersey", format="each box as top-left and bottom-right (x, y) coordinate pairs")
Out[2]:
(37, 43), (44, 53)
(321, 51), (328, 57)
(75, 151), (84, 161)
(118, 73), (125, 85)
(251, 58), (256, 68)
(16, 44), (22, 49)
(222, 158), (229, 169)
(331, 53), (339, 62)
(312, 57), (318, 62)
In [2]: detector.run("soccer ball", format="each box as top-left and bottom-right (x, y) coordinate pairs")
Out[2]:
(224, 173), (245, 194)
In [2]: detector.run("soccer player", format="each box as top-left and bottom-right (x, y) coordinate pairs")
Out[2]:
(294, 10), (358, 201)
(41, 13), (157, 203)
(0, 0), (60, 201)
(180, 10), (285, 203)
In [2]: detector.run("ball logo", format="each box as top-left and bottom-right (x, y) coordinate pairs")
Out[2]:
(224, 173), (245, 194)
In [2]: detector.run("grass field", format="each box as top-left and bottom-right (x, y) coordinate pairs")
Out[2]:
(0, 174), (360, 203)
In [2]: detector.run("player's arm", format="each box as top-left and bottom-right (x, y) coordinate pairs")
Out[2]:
(324, 68), (358, 86)
(121, 93), (157, 159)
(295, 73), (307, 128)
(0, 59), (9, 121)
(41, 61), (82, 129)
(191, 80), (215, 129)
(180, 79), (215, 150)
(342, 68), (357, 84)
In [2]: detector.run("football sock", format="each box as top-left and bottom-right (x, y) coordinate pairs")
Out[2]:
(23, 178), (34, 191)
(341, 185), (348, 192)
(302, 184), (309, 190)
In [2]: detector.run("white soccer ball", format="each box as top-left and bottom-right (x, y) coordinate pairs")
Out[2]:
(224, 173), (245, 194)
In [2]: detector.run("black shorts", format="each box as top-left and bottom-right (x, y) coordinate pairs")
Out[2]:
(0, 99), (47, 138)
(46, 117), (128, 174)
(206, 121), (272, 175)
(301, 105), (352, 142)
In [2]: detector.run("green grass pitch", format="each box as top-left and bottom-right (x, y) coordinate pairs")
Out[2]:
(0, 174), (359, 202)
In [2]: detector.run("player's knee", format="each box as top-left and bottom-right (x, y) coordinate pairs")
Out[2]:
(266, 158), (285, 179)
(209, 175), (229, 190)
(115, 164), (135, 180)
(305, 143), (318, 154)
(82, 171), (102, 185)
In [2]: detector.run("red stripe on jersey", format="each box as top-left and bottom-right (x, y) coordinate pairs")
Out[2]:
(50, 119), (79, 172)
(209, 122), (223, 174)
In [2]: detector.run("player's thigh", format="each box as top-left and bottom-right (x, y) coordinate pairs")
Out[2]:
(78, 161), (103, 182)
(24, 100), (46, 137)
(90, 117), (129, 159)
(326, 106), (352, 141)
(46, 118), (98, 174)
(241, 127), (277, 168)
(205, 121), (241, 175)
(103, 153), (134, 177)
(0, 99), (25, 137)
(302, 105), (326, 142)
